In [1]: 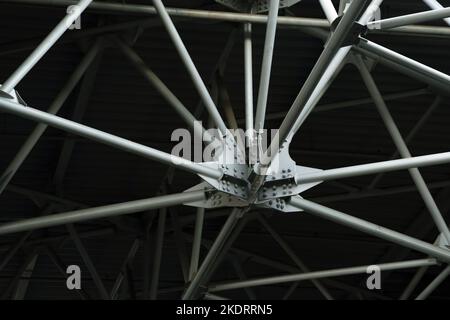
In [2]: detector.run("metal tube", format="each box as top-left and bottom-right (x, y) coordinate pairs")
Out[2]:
(254, 0), (280, 131)
(244, 22), (254, 136)
(115, 39), (207, 140)
(358, 39), (450, 88)
(209, 259), (437, 292)
(368, 7), (450, 30)
(290, 197), (450, 263)
(0, 190), (206, 236)
(298, 151), (450, 184)
(423, 0), (450, 25)
(1, 0), (93, 94)
(319, 0), (339, 23)
(0, 231), (33, 272)
(415, 265), (450, 300)
(287, 47), (351, 139)
(355, 56), (450, 243)
(189, 207), (205, 281)
(400, 265), (429, 300)
(152, 0), (228, 136)
(368, 96), (441, 189)
(353, 46), (449, 94)
(0, 98), (222, 180)
(182, 208), (243, 300)
(150, 208), (167, 300)
(261, 0), (369, 168)
(257, 215), (334, 300)
(0, 41), (102, 196)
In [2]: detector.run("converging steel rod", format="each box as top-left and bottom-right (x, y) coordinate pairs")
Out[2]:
(368, 96), (442, 189)
(0, 190), (206, 236)
(150, 208), (167, 300)
(261, 0), (369, 168)
(244, 21), (254, 136)
(290, 198), (450, 263)
(152, 0), (228, 135)
(0, 98), (222, 179)
(1, 0), (93, 93)
(254, 0), (280, 131)
(183, 208), (243, 300)
(297, 151), (450, 184)
(355, 56), (450, 243)
(368, 7), (450, 30)
(257, 215), (334, 300)
(0, 41), (102, 196)
(189, 208), (205, 281)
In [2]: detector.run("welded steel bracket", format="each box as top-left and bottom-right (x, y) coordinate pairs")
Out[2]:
(198, 135), (250, 199)
(215, 0), (302, 13)
(184, 182), (249, 209)
(256, 195), (303, 213)
(256, 142), (323, 203)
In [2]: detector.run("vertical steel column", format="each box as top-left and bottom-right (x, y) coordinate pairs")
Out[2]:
(244, 21), (254, 135)
(254, 0), (280, 131)
(257, 215), (334, 300)
(262, 0), (369, 167)
(355, 55), (450, 243)
(290, 197), (450, 263)
(189, 207), (205, 282)
(0, 41), (102, 196)
(149, 208), (167, 300)
(368, 96), (442, 189)
(1, 0), (93, 94)
(115, 39), (208, 140)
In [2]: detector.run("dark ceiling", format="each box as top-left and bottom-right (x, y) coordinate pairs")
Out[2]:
(0, 0), (449, 300)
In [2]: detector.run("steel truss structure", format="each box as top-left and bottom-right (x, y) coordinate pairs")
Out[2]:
(0, 0), (449, 300)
